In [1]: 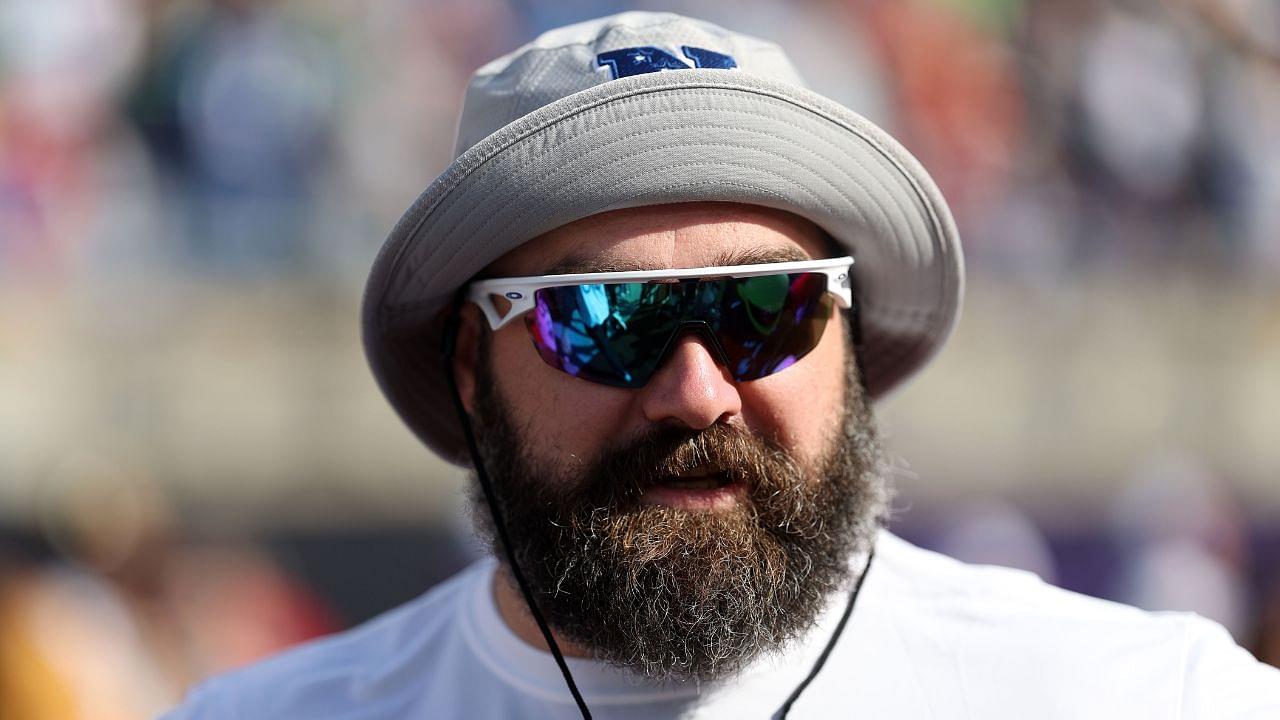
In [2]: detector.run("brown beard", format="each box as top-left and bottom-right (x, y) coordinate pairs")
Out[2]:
(468, 339), (890, 682)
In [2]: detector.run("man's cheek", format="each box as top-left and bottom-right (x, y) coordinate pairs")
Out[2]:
(743, 377), (846, 470)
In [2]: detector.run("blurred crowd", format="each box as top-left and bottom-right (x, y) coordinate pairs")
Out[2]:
(2, 0), (1279, 283)
(0, 469), (339, 719)
(1, 0), (1278, 717)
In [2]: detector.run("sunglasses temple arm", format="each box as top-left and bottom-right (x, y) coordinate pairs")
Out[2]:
(439, 302), (594, 719)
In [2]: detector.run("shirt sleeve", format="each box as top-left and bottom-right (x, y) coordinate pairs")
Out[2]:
(1180, 614), (1280, 719)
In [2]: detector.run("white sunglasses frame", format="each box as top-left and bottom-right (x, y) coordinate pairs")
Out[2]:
(468, 256), (854, 330)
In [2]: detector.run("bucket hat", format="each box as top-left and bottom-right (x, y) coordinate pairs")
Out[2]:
(362, 11), (964, 463)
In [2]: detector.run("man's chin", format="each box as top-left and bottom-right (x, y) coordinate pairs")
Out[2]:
(530, 505), (823, 680)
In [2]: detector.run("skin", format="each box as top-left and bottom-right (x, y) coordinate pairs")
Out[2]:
(451, 201), (851, 656)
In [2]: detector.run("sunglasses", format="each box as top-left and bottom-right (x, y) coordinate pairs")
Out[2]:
(468, 256), (854, 388)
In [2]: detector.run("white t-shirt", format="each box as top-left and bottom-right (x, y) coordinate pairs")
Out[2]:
(162, 531), (1279, 719)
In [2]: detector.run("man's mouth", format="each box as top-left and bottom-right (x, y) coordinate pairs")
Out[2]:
(641, 465), (742, 510)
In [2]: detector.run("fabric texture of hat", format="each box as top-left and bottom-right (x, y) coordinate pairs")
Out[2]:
(362, 11), (965, 464)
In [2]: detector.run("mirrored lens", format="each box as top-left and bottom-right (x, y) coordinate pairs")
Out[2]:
(524, 271), (835, 387)
(715, 272), (833, 381)
(526, 281), (682, 387)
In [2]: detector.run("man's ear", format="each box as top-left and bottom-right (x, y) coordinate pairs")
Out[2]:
(450, 304), (485, 416)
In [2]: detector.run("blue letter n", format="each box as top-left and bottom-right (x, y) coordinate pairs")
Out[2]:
(597, 46), (691, 79)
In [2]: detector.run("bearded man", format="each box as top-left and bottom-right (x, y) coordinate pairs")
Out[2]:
(165, 12), (1279, 719)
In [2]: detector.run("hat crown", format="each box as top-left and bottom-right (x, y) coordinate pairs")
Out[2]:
(453, 11), (807, 156)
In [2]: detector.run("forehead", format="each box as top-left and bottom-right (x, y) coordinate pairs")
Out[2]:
(486, 202), (832, 277)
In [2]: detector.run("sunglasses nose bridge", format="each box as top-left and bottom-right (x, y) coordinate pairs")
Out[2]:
(677, 278), (732, 363)
(644, 280), (731, 374)
(654, 320), (733, 372)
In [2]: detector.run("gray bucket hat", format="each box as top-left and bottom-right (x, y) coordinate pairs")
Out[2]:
(362, 11), (964, 464)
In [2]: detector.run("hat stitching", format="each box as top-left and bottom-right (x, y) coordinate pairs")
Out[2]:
(375, 75), (946, 305)
(422, 89), (840, 265)
(426, 109), (909, 273)
(377, 169), (807, 328)
(388, 156), (827, 324)
(455, 148), (847, 257)
(437, 80), (825, 228)
(400, 87), (924, 286)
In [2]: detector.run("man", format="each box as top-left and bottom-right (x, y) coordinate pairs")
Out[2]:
(165, 12), (1279, 719)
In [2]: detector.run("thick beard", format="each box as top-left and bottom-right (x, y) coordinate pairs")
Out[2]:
(468, 338), (890, 682)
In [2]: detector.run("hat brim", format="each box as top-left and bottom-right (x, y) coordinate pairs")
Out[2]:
(362, 69), (963, 464)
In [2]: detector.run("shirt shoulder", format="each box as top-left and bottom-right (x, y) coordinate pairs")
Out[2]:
(160, 559), (494, 720)
(1180, 612), (1280, 718)
(876, 529), (1192, 625)
(869, 531), (1280, 718)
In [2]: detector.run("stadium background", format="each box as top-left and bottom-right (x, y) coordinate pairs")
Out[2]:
(0, 0), (1277, 716)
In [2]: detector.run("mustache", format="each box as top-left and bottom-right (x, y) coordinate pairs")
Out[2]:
(567, 423), (803, 509)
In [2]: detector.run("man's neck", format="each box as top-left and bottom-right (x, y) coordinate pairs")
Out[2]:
(491, 565), (593, 658)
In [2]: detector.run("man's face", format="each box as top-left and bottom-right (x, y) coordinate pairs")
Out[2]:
(455, 202), (889, 680)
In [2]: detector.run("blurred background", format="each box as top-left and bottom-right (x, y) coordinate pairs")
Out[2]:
(0, 0), (1277, 716)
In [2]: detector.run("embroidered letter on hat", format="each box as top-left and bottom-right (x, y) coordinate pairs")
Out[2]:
(680, 46), (737, 69)
(596, 46), (737, 79)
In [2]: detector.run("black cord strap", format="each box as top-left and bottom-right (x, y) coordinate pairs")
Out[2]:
(441, 311), (594, 719)
(773, 547), (876, 719)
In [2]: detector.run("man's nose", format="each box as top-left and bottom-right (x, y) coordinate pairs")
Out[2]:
(638, 331), (742, 430)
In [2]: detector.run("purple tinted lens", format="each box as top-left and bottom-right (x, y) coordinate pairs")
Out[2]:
(717, 272), (834, 381)
(525, 282), (680, 387)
